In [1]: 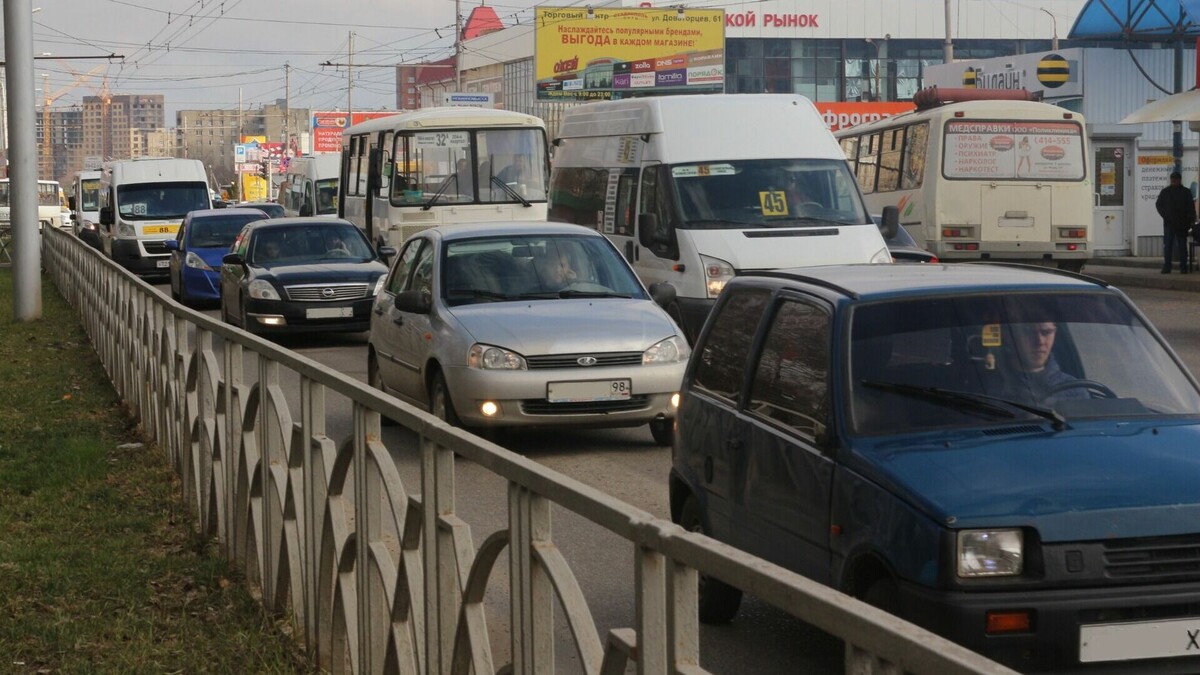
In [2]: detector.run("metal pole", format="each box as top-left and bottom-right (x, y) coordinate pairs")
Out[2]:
(347, 32), (353, 119)
(943, 0), (954, 63)
(455, 0), (463, 91)
(1174, 40), (1184, 176)
(237, 88), (244, 202)
(5, 0), (42, 320)
(283, 63), (290, 161)
(1041, 9), (1060, 51)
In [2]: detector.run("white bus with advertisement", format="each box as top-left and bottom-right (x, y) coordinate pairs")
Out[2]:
(98, 158), (212, 277)
(836, 88), (1093, 270)
(339, 107), (550, 246)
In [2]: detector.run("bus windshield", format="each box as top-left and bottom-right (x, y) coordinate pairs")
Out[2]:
(38, 183), (61, 207)
(670, 158), (869, 229)
(79, 179), (101, 211)
(117, 182), (210, 220)
(315, 178), (338, 215)
(392, 127), (547, 206)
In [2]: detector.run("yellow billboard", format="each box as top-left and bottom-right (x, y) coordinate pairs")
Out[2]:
(535, 6), (725, 101)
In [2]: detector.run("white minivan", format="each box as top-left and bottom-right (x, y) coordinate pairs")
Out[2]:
(280, 154), (340, 218)
(98, 157), (212, 277)
(549, 94), (896, 340)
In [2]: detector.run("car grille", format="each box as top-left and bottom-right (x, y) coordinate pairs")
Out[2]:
(1103, 534), (1200, 581)
(284, 283), (370, 302)
(143, 240), (170, 255)
(521, 395), (650, 415)
(525, 352), (643, 369)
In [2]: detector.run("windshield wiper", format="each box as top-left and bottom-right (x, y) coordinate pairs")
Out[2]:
(423, 174), (456, 210)
(447, 288), (509, 301)
(489, 176), (531, 207)
(558, 289), (631, 299)
(860, 380), (1068, 431)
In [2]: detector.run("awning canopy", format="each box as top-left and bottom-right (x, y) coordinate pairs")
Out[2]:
(1120, 88), (1200, 121)
(1068, 0), (1200, 40)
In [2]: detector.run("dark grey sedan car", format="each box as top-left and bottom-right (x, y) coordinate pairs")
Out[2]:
(219, 218), (393, 334)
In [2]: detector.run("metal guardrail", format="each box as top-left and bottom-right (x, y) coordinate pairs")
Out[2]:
(40, 226), (1017, 675)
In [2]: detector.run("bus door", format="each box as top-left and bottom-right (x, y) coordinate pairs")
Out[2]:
(980, 181), (1052, 250)
(1093, 143), (1131, 253)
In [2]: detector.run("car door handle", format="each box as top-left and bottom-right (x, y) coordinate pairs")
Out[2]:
(373, 305), (385, 316)
(392, 315), (404, 326)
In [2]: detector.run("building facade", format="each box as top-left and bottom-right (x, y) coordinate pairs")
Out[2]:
(177, 101), (310, 187)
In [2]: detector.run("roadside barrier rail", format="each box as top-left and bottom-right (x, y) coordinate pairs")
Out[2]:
(41, 227), (1015, 675)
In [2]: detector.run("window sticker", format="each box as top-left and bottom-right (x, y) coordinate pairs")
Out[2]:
(131, 203), (148, 216)
(759, 190), (788, 216)
(672, 163), (736, 178)
(414, 131), (470, 149)
(982, 323), (1002, 347)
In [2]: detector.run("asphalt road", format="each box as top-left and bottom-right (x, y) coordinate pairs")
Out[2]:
(160, 282), (1200, 674)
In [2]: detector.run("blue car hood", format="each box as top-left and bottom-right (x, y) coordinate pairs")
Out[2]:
(855, 421), (1200, 542)
(449, 298), (678, 355)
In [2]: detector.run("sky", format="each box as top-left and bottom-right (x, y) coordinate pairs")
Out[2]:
(20, 0), (547, 122)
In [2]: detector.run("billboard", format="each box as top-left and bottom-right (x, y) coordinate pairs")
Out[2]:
(535, 6), (724, 101)
(813, 102), (916, 132)
(311, 111), (402, 154)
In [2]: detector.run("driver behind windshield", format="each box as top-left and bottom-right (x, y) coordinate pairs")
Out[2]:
(987, 319), (1087, 404)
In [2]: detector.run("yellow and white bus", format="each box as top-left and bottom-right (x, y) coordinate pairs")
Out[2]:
(339, 107), (549, 246)
(0, 178), (70, 231)
(836, 91), (1092, 270)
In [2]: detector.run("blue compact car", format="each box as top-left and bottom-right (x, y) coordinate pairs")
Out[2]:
(166, 208), (268, 307)
(671, 263), (1200, 673)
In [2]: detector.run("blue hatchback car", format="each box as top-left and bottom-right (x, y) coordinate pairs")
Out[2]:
(166, 208), (268, 307)
(671, 263), (1200, 673)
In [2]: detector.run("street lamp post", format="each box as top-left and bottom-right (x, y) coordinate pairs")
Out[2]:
(1041, 8), (1060, 50)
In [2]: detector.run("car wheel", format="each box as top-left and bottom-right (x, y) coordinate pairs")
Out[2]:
(368, 351), (398, 427)
(429, 371), (462, 428)
(649, 418), (673, 446)
(861, 577), (900, 615)
(679, 495), (742, 623)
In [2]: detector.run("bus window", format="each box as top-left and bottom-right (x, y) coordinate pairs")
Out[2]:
(840, 137), (859, 169)
(901, 123), (929, 190)
(378, 131), (394, 196)
(476, 128), (548, 204)
(856, 133), (879, 194)
(346, 136), (362, 197)
(877, 128), (904, 192)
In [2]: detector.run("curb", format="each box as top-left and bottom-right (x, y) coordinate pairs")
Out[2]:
(1079, 265), (1200, 293)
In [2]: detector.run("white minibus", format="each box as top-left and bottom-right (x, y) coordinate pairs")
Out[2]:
(549, 94), (895, 341)
(339, 107), (549, 246)
(70, 169), (103, 247)
(835, 89), (1092, 270)
(0, 179), (69, 231)
(98, 158), (212, 276)
(280, 154), (340, 218)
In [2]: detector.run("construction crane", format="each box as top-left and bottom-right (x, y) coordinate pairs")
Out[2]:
(40, 64), (106, 180)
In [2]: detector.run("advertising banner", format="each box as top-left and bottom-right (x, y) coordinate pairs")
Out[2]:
(535, 6), (724, 101)
(312, 111), (402, 154)
(813, 102), (916, 132)
(942, 120), (1085, 181)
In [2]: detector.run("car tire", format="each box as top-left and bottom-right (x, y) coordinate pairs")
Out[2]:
(368, 351), (398, 427)
(679, 495), (742, 623)
(861, 577), (900, 615)
(429, 371), (462, 428)
(649, 418), (673, 446)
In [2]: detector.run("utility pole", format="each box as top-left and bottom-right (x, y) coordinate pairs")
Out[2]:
(455, 0), (463, 90)
(5, 0), (41, 319)
(943, 0), (954, 63)
(1041, 8), (1059, 50)
(283, 63), (290, 159)
(237, 88), (244, 202)
(347, 32), (354, 119)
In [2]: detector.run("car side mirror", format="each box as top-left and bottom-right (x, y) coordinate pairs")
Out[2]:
(648, 281), (677, 309)
(99, 205), (113, 226)
(638, 213), (669, 247)
(393, 289), (431, 314)
(222, 252), (245, 266)
(878, 205), (899, 240)
(378, 245), (397, 261)
(68, 196), (76, 210)
(163, 240), (180, 251)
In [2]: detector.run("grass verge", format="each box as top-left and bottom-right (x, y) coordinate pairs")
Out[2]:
(0, 269), (312, 673)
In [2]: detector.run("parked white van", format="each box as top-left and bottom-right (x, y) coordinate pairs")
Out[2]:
(549, 94), (896, 340)
(98, 157), (212, 277)
(280, 154), (340, 218)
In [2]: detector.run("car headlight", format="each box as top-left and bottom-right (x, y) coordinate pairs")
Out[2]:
(117, 222), (137, 237)
(957, 529), (1023, 578)
(248, 279), (281, 300)
(870, 246), (894, 264)
(371, 275), (386, 297)
(700, 255), (735, 299)
(184, 251), (213, 271)
(468, 344), (527, 370)
(643, 335), (689, 364)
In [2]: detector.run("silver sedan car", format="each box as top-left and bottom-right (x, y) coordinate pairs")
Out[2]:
(367, 222), (688, 445)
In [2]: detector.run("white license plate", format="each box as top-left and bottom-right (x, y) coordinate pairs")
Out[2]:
(547, 379), (631, 403)
(156, 259), (170, 268)
(306, 306), (354, 319)
(1080, 617), (1200, 663)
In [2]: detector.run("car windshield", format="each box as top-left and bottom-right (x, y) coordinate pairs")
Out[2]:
(848, 292), (1200, 436)
(244, 203), (285, 218)
(185, 213), (264, 249)
(442, 234), (646, 306)
(315, 179), (338, 214)
(117, 182), (210, 220)
(670, 158), (869, 228)
(250, 223), (374, 265)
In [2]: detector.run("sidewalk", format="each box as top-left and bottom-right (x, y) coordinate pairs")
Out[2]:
(1080, 256), (1200, 293)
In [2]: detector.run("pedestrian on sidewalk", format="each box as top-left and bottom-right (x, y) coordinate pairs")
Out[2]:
(1156, 171), (1194, 274)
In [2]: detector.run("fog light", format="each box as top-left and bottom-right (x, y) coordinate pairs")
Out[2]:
(670, 392), (680, 409)
(986, 610), (1032, 634)
(257, 315), (285, 326)
(480, 401), (499, 417)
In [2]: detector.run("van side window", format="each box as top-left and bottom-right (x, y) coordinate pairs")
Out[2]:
(692, 287), (772, 403)
(639, 165), (677, 258)
(346, 137), (362, 197)
(877, 127), (904, 192)
(748, 299), (831, 443)
(613, 170), (637, 237)
(547, 166), (609, 229)
(901, 123), (929, 190)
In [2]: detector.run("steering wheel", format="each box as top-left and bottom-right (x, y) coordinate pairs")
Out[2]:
(1044, 379), (1117, 399)
(326, 248), (351, 257)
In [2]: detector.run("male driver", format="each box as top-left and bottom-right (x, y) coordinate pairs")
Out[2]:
(1155, 171), (1195, 274)
(1002, 321), (1086, 402)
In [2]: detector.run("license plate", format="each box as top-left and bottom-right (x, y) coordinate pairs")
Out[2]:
(547, 379), (631, 403)
(1080, 617), (1200, 663)
(143, 224), (179, 235)
(155, 259), (170, 268)
(306, 306), (354, 319)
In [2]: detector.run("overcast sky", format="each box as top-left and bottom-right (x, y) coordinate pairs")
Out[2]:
(22, 0), (545, 123)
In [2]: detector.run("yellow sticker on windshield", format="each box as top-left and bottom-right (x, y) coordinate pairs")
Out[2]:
(759, 191), (788, 216)
(981, 323), (1002, 347)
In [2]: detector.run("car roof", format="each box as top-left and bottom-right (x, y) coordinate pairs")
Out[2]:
(189, 207), (267, 219)
(247, 217), (355, 230)
(741, 263), (1111, 301)
(424, 221), (606, 242)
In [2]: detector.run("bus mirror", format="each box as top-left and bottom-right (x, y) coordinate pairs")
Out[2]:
(99, 206), (113, 226)
(68, 196), (76, 210)
(638, 213), (668, 247)
(879, 205), (899, 240)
